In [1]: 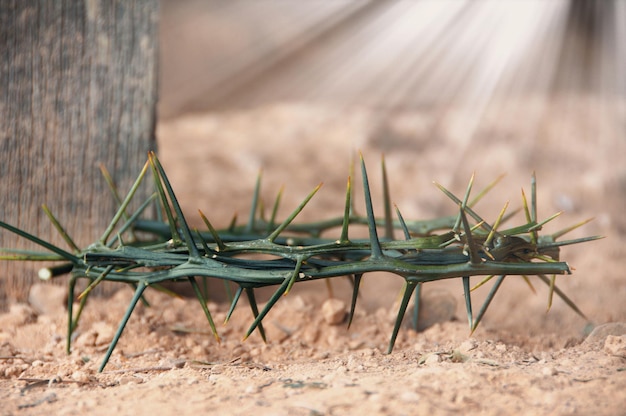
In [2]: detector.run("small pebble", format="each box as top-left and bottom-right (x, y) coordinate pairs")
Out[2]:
(604, 335), (626, 357)
(322, 299), (346, 325)
(28, 283), (66, 315)
(583, 322), (626, 349)
(459, 339), (478, 354)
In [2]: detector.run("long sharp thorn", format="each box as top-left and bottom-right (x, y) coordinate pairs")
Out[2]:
(224, 286), (243, 325)
(0, 221), (80, 263)
(245, 288), (266, 342)
(150, 153), (200, 259)
(471, 275), (506, 334)
(100, 160), (149, 245)
(67, 275), (77, 354)
(347, 273), (363, 330)
(246, 170), (262, 234)
(388, 280), (418, 354)
(228, 213), (238, 232)
(460, 206), (481, 264)
(340, 177), (352, 243)
(453, 173), (475, 233)
(521, 275), (537, 294)
(42, 204), (80, 253)
(412, 283), (422, 331)
(463, 276), (473, 330)
(360, 153), (383, 259)
(243, 273), (292, 341)
(394, 205), (411, 241)
(470, 275), (494, 292)
(381, 155), (394, 240)
(552, 218), (595, 240)
(78, 265), (114, 300)
(267, 184), (322, 243)
(485, 201), (509, 248)
(434, 181), (492, 233)
(198, 209), (226, 251)
(528, 212), (563, 232)
(188, 276), (220, 343)
(284, 256), (304, 296)
(536, 274), (589, 321)
(469, 173), (506, 207)
(99, 282), (147, 372)
(539, 235), (604, 250)
(531, 172), (538, 244)
(268, 185), (284, 232)
(149, 156), (180, 242)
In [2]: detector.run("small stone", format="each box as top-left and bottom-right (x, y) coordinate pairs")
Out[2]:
(542, 366), (558, 376)
(0, 303), (38, 327)
(322, 299), (346, 325)
(28, 283), (66, 315)
(603, 335), (626, 357)
(583, 322), (626, 349)
(459, 339), (478, 354)
(413, 289), (457, 330)
(424, 353), (441, 365)
(71, 370), (91, 383)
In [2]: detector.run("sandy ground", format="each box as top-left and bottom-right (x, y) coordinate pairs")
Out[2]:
(1, 101), (626, 415)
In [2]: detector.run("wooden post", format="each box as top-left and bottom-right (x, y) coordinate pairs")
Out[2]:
(0, 1), (159, 305)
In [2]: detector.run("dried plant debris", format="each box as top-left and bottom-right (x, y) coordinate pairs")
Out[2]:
(0, 152), (601, 371)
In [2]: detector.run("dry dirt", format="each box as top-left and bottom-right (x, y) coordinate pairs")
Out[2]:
(2, 101), (626, 415)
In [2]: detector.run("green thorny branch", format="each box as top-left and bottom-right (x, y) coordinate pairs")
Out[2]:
(0, 152), (601, 372)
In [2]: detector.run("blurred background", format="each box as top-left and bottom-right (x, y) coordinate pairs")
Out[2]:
(159, 0), (624, 118)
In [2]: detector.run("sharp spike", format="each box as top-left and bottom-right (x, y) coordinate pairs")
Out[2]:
(459, 206), (481, 264)
(340, 177), (352, 243)
(245, 287), (266, 342)
(434, 181), (493, 233)
(107, 193), (158, 248)
(100, 160), (150, 245)
(66, 275), (78, 354)
(243, 274), (292, 341)
(246, 170), (263, 234)
(228, 213), (238, 232)
(284, 256), (304, 296)
(360, 153), (383, 259)
(381, 155), (394, 240)
(41, 204), (80, 253)
(198, 209), (226, 251)
(394, 205), (412, 241)
(412, 283), (422, 331)
(387, 280), (418, 354)
(453, 172), (475, 233)
(468, 173), (506, 207)
(0, 220), (80, 263)
(484, 201), (509, 248)
(547, 274), (556, 311)
(188, 276), (220, 343)
(150, 153), (200, 258)
(347, 273), (363, 329)
(268, 185), (285, 232)
(462, 276), (473, 329)
(267, 184), (322, 243)
(536, 274), (589, 322)
(98, 282), (147, 372)
(552, 218), (595, 240)
(470, 275), (494, 292)
(528, 212), (563, 232)
(471, 275), (506, 334)
(224, 286), (243, 325)
(77, 265), (114, 300)
(149, 156), (180, 243)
